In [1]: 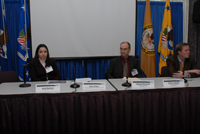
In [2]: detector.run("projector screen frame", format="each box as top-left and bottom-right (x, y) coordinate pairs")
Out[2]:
(29, 0), (138, 60)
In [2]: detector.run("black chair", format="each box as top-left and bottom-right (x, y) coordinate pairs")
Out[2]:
(160, 66), (168, 77)
(0, 71), (18, 84)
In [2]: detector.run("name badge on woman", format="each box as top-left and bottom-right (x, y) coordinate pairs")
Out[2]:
(46, 66), (53, 73)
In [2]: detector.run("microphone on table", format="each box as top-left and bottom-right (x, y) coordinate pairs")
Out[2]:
(182, 68), (188, 83)
(19, 63), (31, 87)
(21, 64), (29, 67)
(70, 62), (80, 88)
(122, 59), (131, 87)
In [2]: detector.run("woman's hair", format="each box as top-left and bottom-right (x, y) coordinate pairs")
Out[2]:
(33, 44), (51, 67)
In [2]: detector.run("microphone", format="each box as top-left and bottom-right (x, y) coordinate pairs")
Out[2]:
(70, 62), (80, 88)
(19, 63), (31, 87)
(122, 59), (131, 87)
(21, 63), (29, 68)
(182, 68), (188, 83)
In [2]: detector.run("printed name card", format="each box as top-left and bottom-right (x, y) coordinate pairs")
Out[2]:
(35, 84), (60, 93)
(162, 79), (185, 87)
(132, 80), (155, 88)
(83, 82), (106, 90)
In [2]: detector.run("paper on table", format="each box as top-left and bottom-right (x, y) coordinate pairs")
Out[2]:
(76, 78), (92, 84)
(123, 77), (141, 82)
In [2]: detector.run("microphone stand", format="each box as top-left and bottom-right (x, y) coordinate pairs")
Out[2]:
(19, 64), (31, 87)
(70, 62), (80, 88)
(122, 60), (131, 87)
(122, 75), (131, 87)
(182, 69), (188, 83)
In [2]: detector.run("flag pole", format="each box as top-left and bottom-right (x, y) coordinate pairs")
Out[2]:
(23, 0), (28, 60)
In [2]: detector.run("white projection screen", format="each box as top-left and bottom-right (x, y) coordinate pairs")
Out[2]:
(30, 0), (136, 58)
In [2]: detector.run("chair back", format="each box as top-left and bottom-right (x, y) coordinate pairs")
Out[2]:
(0, 71), (18, 84)
(160, 66), (168, 77)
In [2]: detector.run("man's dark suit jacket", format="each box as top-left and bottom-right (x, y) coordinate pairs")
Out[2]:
(105, 56), (143, 79)
(29, 58), (62, 81)
(166, 54), (199, 78)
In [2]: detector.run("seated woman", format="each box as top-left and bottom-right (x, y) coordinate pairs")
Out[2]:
(29, 44), (62, 81)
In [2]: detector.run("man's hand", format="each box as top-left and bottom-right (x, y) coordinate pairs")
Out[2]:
(187, 69), (200, 75)
(172, 71), (183, 78)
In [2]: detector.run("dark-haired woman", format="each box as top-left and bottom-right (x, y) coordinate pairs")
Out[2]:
(29, 44), (62, 81)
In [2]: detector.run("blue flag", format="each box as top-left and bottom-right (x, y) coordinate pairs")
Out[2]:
(0, 0), (11, 71)
(17, 0), (31, 81)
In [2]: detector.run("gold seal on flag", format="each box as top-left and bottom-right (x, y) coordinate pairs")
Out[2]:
(141, 24), (155, 56)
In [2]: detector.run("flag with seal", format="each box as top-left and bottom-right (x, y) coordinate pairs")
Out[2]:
(0, 0), (11, 71)
(158, 0), (173, 75)
(140, 0), (156, 77)
(17, 0), (31, 81)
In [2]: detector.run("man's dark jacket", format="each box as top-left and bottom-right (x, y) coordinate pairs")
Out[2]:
(166, 54), (199, 78)
(105, 56), (143, 79)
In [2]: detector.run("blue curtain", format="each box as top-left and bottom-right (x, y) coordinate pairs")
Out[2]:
(56, 60), (85, 80)
(86, 59), (110, 79)
(0, 0), (183, 80)
(136, 1), (183, 76)
(56, 59), (110, 80)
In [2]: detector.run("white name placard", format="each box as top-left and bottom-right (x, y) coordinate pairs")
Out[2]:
(132, 80), (155, 88)
(83, 82), (106, 90)
(35, 84), (60, 93)
(163, 79), (185, 87)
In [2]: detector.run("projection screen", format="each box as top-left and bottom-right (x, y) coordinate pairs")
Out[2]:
(30, 0), (136, 58)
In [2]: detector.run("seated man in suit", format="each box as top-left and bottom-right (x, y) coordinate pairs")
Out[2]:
(105, 41), (143, 79)
(166, 43), (200, 78)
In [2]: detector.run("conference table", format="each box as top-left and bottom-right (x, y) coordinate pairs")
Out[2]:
(109, 77), (200, 90)
(0, 80), (115, 95)
(0, 77), (200, 134)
